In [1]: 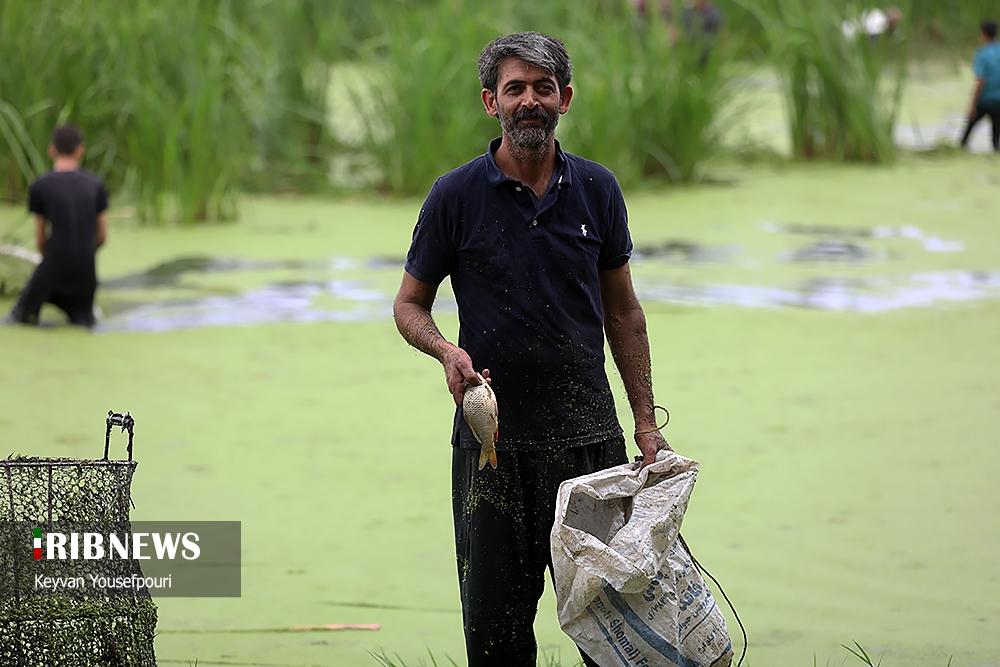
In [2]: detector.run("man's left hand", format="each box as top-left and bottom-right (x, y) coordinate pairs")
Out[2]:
(635, 430), (672, 469)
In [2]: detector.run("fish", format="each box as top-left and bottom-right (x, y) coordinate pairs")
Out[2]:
(462, 374), (499, 470)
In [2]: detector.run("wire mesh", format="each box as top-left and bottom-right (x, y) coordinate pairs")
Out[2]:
(1, 456), (156, 666)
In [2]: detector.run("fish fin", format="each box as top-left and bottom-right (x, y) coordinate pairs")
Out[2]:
(488, 449), (498, 469)
(478, 449), (488, 470)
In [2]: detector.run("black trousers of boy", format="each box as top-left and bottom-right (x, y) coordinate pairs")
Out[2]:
(8, 260), (97, 327)
(960, 101), (1000, 152)
(452, 436), (628, 667)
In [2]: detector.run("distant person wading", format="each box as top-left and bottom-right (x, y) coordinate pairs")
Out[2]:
(6, 125), (109, 328)
(392, 32), (670, 666)
(961, 20), (1000, 152)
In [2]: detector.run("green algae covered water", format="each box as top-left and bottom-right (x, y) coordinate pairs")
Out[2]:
(1, 154), (998, 666)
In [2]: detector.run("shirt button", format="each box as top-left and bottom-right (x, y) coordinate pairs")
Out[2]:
(515, 186), (522, 192)
(530, 219), (538, 227)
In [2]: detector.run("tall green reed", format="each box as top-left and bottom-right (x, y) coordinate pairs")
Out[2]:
(231, 0), (346, 191)
(559, 0), (738, 185)
(738, 0), (908, 163)
(0, 0), (340, 223)
(907, 0), (998, 51)
(346, 0), (502, 196)
(350, 0), (736, 195)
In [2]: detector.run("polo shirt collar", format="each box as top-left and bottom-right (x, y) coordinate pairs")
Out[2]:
(484, 137), (573, 189)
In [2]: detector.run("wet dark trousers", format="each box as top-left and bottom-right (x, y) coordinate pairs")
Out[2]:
(960, 101), (1000, 151)
(452, 437), (628, 667)
(9, 262), (96, 327)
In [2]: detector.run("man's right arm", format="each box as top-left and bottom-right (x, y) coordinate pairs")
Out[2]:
(96, 212), (108, 248)
(96, 182), (109, 249)
(393, 272), (454, 361)
(393, 271), (486, 405)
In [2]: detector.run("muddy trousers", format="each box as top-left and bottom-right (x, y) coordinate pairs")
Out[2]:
(8, 261), (96, 327)
(960, 101), (1000, 151)
(452, 436), (628, 667)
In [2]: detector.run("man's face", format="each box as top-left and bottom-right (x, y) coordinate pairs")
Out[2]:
(483, 58), (572, 150)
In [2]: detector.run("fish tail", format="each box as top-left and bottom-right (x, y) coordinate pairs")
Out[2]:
(489, 430), (499, 468)
(478, 446), (498, 470)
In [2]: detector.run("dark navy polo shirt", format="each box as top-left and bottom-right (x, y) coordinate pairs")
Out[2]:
(405, 138), (632, 450)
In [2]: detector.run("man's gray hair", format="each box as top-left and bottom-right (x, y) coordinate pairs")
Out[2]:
(478, 32), (572, 94)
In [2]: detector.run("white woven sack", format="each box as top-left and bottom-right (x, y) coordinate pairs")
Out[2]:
(551, 451), (733, 667)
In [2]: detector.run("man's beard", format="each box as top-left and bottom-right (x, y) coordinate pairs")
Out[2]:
(498, 105), (559, 152)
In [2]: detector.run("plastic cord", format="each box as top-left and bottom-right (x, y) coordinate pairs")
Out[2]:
(678, 533), (748, 667)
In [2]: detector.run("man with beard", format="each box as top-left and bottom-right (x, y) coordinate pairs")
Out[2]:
(392, 32), (668, 666)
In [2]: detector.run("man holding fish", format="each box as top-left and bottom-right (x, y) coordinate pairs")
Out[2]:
(392, 32), (668, 667)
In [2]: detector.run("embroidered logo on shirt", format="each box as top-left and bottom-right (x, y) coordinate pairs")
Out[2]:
(581, 224), (588, 237)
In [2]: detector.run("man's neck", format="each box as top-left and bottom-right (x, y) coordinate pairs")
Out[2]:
(52, 157), (79, 172)
(495, 136), (556, 191)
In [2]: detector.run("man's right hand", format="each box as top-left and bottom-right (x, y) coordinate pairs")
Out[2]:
(442, 345), (490, 405)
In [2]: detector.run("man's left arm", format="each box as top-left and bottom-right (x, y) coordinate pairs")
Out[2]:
(600, 262), (670, 467)
(96, 212), (108, 248)
(33, 215), (46, 255)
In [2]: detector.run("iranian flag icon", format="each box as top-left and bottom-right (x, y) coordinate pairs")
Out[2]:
(33, 527), (42, 560)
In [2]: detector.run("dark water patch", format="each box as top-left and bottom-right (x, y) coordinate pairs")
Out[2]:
(92, 254), (1000, 332)
(103, 256), (340, 290)
(762, 222), (964, 254)
(99, 280), (456, 333)
(786, 239), (879, 263)
(636, 271), (1000, 312)
(633, 240), (738, 263)
(762, 222), (874, 238)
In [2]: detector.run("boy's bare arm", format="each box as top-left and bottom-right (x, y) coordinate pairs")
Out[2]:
(33, 215), (46, 254)
(97, 212), (108, 248)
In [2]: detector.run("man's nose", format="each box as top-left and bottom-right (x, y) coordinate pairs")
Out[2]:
(521, 90), (539, 108)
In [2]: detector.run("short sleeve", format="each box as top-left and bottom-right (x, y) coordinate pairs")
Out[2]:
(598, 179), (633, 270)
(96, 182), (109, 214)
(27, 182), (44, 216)
(403, 179), (456, 285)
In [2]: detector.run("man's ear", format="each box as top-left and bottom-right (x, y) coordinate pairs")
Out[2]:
(47, 144), (57, 160)
(559, 85), (574, 114)
(74, 145), (85, 160)
(482, 88), (499, 117)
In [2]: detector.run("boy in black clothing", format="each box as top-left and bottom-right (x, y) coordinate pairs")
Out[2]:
(7, 125), (108, 327)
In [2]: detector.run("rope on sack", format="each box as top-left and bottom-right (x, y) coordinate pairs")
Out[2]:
(635, 406), (748, 666)
(633, 405), (674, 460)
(678, 535), (748, 667)
(633, 405), (670, 438)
